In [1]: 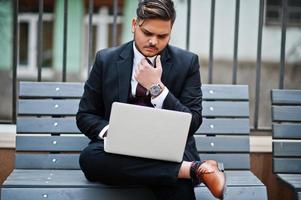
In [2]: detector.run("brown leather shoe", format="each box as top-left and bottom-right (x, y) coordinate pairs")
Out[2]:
(197, 160), (226, 199)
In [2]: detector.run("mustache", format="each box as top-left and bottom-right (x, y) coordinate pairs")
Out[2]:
(144, 45), (158, 49)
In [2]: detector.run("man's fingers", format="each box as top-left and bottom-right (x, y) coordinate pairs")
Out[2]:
(141, 59), (150, 67)
(155, 55), (162, 69)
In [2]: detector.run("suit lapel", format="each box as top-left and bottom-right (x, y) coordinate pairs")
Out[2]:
(116, 42), (134, 103)
(160, 46), (172, 86)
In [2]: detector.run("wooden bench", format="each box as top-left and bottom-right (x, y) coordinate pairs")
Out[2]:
(271, 89), (301, 200)
(0, 82), (267, 200)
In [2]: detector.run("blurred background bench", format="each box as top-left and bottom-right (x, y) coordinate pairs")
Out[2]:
(271, 89), (301, 200)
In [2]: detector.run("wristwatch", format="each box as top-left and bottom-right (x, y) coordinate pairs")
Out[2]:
(148, 83), (163, 98)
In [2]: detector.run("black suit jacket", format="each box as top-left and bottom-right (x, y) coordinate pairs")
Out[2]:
(76, 41), (202, 158)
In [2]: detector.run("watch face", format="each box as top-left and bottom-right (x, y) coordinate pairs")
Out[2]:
(150, 84), (161, 96)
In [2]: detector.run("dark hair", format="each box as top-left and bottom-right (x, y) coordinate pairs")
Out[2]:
(136, 0), (176, 25)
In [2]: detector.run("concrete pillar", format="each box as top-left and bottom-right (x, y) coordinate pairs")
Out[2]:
(53, 0), (84, 73)
(0, 0), (12, 69)
(121, 0), (137, 43)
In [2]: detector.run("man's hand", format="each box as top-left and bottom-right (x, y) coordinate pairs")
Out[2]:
(134, 55), (163, 90)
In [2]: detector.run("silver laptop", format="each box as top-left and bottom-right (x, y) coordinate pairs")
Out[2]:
(104, 102), (192, 162)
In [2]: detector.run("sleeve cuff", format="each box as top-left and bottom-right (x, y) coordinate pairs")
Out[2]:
(151, 87), (169, 109)
(99, 125), (109, 139)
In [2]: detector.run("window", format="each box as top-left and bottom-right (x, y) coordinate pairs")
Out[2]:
(18, 14), (54, 71)
(83, 7), (123, 70)
(265, 0), (301, 26)
(19, 22), (29, 66)
(42, 20), (54, 68)
(108, 23), (123, 47)
(18, 0), (55, 77)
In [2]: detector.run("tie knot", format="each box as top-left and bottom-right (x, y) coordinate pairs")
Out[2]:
(145, 56), (157, 68)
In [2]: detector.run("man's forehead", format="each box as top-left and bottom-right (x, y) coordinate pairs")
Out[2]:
(137, 19), (172, 34)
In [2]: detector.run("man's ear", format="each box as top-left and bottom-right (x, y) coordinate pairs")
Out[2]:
(131, 18), (137, 33)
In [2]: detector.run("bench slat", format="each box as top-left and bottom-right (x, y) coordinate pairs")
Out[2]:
(15, 153), (250, 170)
(19, 82), (84, 98)
(17, 117), (80, 133)
(18, 99), (80, 116)
(15, 154), (80, 169)
(272, 106), (301, 122)
(273, 158), (301, 173)
(16, 136), (89, 151)
(271, 89), (301, 105)
(3, 169), (263, 187)
(196, 118), (249, 135)
(1, 188), (156, 200)
(17, 118), (250, 135)
(17, 136), (250, 153)
(195, 136), (250, 152)
(3, 170), (267, 200)
(19, 82), (249, 100)
(277, 174), (301, 190)
(18, 99), (249, 117)
(202, 101), (249, 117)
(1, 187), (268, 200)
(273, 142), (301, 157)
(198, 154), (250, 169)
(202, 84), (248, 100)
(272, 124), (301, 139)
(4, 170), (267, 200)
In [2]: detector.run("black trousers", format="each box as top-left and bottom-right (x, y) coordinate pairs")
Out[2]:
(79, 138), (200, 200)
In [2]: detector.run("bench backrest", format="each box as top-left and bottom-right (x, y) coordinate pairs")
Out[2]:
(16, 82), (250, 170)
(16, 82), (85, 169)
(271, 89), (301, 173)
(195, 84), (250, 170)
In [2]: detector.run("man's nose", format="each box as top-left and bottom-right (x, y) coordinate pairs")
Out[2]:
(149, 37), (158, 46)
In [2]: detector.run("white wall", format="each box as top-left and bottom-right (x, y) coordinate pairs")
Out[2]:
(171, 0), (301, 63)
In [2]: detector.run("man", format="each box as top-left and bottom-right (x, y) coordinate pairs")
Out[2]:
(77, 0), (225, 199)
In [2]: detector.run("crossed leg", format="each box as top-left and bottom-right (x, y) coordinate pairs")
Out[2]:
(79, 139), (199, 200)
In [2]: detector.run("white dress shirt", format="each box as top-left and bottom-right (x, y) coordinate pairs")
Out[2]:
(99, 43), (169, 139)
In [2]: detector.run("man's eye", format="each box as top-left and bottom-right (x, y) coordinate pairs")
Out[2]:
(158, 35), (167, 39)
(144, 32), (152, 36)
